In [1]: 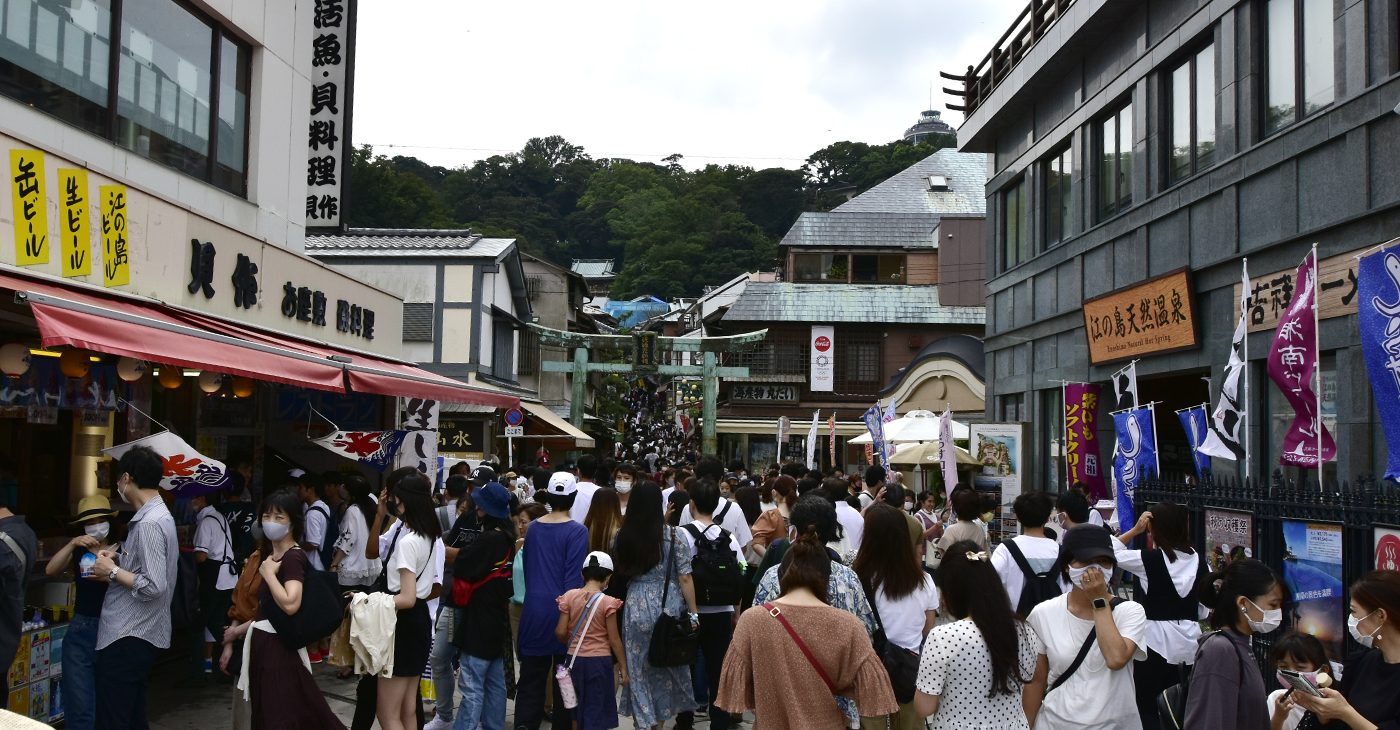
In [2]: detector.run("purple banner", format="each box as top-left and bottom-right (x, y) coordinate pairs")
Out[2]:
(1064, 383), (1107, 501)
(1266, 251), (1336, 468)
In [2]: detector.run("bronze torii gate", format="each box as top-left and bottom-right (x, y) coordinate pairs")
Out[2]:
(529, 324), (768, 455)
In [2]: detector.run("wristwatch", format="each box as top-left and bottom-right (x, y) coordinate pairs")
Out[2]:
(107, 566), (120, 582)
(1092, 597), (1109, 610)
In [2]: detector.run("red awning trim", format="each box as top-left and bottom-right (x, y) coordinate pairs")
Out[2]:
(345, 367), (519, 409)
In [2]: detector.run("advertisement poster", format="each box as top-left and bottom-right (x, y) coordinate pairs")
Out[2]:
(810, 325), (834, 392)
(1375, 526), (1400, 571)
(969, 423), (1022, 530)
(1283, 521), (1346, 660)
(1205, 509), (1254, 571)
(1063, 383), (1107, 500)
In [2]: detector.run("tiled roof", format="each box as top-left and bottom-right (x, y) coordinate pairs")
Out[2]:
(834, 148), (986, 217)
(571, 259), (616, 278)
(306, 229), (515, 258)
(779, 212), (939, 250)
(723, 282), (986, 325)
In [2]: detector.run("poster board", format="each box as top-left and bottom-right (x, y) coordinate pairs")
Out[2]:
(969, 422), (1022, 531)
(1376, 526), (1400, 571)
(1283, 521), (1346, 661)
(1205, 509), (1254, 572)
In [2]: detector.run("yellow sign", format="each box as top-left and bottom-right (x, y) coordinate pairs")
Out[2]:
(1082, 268), (1200, 365)
(9, 150), (48, 266)
(99, 185), (129, 287)
(1233, 247), (1367, 333)
(57, 168), (89, 277)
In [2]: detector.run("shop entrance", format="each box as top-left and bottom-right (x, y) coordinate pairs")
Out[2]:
(1136, 368), (1213, 478)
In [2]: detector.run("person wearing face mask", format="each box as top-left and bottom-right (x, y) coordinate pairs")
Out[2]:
(930, 488), (989, 568)
(1292, 570), (1400, 729)
(47, 495), (120, 730)
(1182, 557), (1282, 730)
(613, 462), (638, 515)
(1025, 524), (1147, 730)
(191, 489), (239, 676)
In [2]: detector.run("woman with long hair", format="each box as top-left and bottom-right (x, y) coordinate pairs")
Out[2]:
(749, 476), (796, 560)
(611, 481), (700, 729)
(225, 488), (347, 730)
(1294, 570), (1400, 728)
(853, 504), (940, 730)
(1114, 501), (1211, 730)
(665, 488), (690, 527)
(377, 472), (442, 730)
(1182, 558), (1284, 730)
(329, 474), (381, 678)
(915, 539), (1041, 729)
(584, 487), (624, 554)
(716, 531), (898, 729)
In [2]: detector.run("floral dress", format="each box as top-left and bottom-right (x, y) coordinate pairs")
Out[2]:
(617, 526), (695, 728)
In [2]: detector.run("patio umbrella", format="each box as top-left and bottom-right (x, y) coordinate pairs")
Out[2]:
(887, 440), (979, 466)
(849, 410), (971, 443)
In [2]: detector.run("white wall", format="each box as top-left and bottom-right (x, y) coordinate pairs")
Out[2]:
(329, 264), (437, 302)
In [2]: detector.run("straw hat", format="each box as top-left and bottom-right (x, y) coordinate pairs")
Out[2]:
(71, 495), (118, 524)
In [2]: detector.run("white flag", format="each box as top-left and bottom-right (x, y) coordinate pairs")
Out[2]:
(882, 399), (898, 462)
(103, 431), (229, 497)
(1200, 261), (1250, 461)
(806, 411), (820, 469)
(1112, 362), (1139, 411)
(777, 416), (789, 462)
(939, 406), (957, 498)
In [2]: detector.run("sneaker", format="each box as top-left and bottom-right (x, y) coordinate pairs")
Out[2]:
(308, 650), (324, 663)
(204, 658), (213, 673)
(422, 717), (453, 730)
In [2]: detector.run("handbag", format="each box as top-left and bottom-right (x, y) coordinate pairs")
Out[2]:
(1157, 631), (1247, 730)
(764, 602), (839, 702)
(261, 549), (346, 650)
(866, 588), (921, 705)
(646, 528), (699, 668)
(557, 592), (607, 710)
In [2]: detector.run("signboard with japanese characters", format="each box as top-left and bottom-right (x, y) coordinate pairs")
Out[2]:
(731, 384), (798, 403)
(304, 0), (355, 230)
(1233, 247), (1367, 333)
(9, 149), (47, 267)
(1082, 268), (1200, 365)
(438, 417), (486, 460)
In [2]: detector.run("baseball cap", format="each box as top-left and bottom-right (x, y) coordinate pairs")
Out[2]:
(470, 465), (496, 486)
(1061, 524), (1117, 565)
(474, 482), (512, 519)
(547, 472), (578, 495)
(583, 551), (614, 572)
(288, 468), (306, 479)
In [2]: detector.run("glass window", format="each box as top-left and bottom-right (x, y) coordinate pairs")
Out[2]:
(213, 33), (248, 197)
(1267, 0), (1333, 135)
(0, 0), (111, 136)
(852, 254), (906, 282)
(1045, 146), (1072, 248)
(998, 393), (1026, 422)
(116, 0), (212, 179)
(834, 328), (881, 396)
(794, 254), (847, 282)
(1099, 102), (1133, 220)
(1004, 178), (1027, 269)
(1169, 43), (1217, 183)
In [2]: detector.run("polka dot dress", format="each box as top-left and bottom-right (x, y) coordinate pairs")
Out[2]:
(916, 619), (1042, 730)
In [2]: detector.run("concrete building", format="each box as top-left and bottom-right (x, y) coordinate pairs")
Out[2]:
(950, 0), (1394, 489)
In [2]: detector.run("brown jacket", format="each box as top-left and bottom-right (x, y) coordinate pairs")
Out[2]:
(227, 550), (263, 623)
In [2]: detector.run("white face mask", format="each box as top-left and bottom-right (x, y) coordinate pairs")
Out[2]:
(115, 477), (130, 505)
(904, 501), (915, 511)
(1349, 609), (1381, 647)
(261, 521), (290, 542)
(1243, 597), (1283, 634)
(1067, 564), (1109, 590)
(615, 479), (633, 494)
(84, 522), (110, 541)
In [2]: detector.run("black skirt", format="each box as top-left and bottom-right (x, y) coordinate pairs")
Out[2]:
(392, 599), (431, 677)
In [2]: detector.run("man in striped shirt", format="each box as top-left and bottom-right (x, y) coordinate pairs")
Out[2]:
(91, 446), (178, 730)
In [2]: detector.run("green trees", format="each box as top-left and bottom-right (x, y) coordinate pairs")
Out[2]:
(345, 133), (952, 298)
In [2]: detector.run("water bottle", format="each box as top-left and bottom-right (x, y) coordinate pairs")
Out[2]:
(555, 663), (578, 709)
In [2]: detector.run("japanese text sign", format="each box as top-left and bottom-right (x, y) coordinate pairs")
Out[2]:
(57, 168), (89, 277)
(1265, 250), (1335, 467)
(98, 185), (128, 287)
(10, 149), (48, 267)
(1063, 383), (1106, 500)
(304, 0), (353, 228)
(1234, 248), (1366, 333)
(1082, 269), (1199, 365)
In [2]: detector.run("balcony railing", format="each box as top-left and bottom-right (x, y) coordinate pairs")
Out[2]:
(942, 0), (1077, 119)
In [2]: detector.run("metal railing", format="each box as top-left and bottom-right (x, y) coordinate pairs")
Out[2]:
(942, 0), (1077, 118)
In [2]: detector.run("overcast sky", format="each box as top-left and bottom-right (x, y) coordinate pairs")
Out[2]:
(352, 0), (1023, 171)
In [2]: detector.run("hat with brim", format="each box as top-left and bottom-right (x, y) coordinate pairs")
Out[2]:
(1062, 524), (1117, 564)
(71, 494), (118, 524)
(474, 482), (511, 519)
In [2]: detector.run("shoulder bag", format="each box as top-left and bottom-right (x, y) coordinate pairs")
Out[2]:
(866, 586), (921, 705)
(1157, 631), (1248, 730)
(646, 527), (699, 667)
(764, 602), (839, 698)
(261, 549), (346, 650)
(1047, 597), (1125, 693)
(556, 592), (607, 710)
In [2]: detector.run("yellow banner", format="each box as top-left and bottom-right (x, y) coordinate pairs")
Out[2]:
(9, 150), (48, 266)
(99, 186), (129, 287)
(57, 168), (90, 277)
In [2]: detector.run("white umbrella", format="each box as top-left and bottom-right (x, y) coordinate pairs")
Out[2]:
(849, 410), (970, 443)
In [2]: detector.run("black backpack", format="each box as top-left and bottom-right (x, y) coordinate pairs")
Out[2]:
(1001, 539), (1064, 617)
(171, 549), (203, 629)
(683, 522), (746, 606)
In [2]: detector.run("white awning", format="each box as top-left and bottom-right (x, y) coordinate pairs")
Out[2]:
(516, 401), (596, 449)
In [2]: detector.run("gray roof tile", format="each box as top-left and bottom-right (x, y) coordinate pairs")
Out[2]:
(570, 259), (616, 278)
(834, 148), (987, 216)
(306, 229), (515, 259)
(722, 282), (986, 325)
(779, 212), (940, 250)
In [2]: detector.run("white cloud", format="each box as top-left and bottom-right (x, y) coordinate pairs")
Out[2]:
(351, 0), (1023, 170)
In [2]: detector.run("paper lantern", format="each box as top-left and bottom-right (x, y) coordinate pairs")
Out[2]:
(231, 376), (255, 398)
(0, 344), (30, 377)
(117, 357), (147, 382)
(59, 349), (90, 379)
(158, 365), (183, 389)
(199, 371), (224, 394)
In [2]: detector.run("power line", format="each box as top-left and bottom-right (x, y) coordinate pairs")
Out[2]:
(366, 142), (810, 163)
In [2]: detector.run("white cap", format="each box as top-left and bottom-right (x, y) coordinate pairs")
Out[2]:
(288, 468), (306, 478)
(584, 551), (614, 572)
(548, 472), (578, 495)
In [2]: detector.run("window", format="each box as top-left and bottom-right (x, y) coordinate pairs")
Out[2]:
(517, 328), (539, 376)
(402, 302), (434, 341)
(734, 330), (806, 376)
(852, 254), (905, 283)
(491, 320), (516, 381)
(1168, 44), (1216, 183)
(0, 0), (250, 196)
(997, 393), (1026, 422)
(1003, 178), (1028, 268)
(834, 328), (881, 396)
(1265, 0), (1334, 135)
(1098, 102), (1134, 219)
(1044, 147), (1073, 248)
(794, 254), (847, 281)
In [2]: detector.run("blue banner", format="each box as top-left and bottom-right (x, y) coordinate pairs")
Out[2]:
(1177, 407), (1213, 481)
(863, 405), (887, 467)
(1113, 408), (1158, 532)
(1359, 247), (1400, 481)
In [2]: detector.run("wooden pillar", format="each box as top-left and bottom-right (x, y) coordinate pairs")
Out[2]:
(702, 351), (718, 456)
(570, 346), (587, 429)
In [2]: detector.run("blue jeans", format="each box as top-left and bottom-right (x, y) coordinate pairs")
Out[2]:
(453, 653), (505, 730)
(63, 614), (100, 730)
(431, 607), (459, 721)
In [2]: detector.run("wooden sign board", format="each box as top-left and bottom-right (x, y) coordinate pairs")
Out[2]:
(1232, 247), (1364, 333)
(1082, 268), (1200, 365)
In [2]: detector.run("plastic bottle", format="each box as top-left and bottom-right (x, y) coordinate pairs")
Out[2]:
(555, 663), (577, 709)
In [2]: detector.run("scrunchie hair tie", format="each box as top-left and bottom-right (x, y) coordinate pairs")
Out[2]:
(965, 551), (989, 562)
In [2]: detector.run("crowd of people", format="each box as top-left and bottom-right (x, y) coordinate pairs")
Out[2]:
(6, 447), (1400, 730)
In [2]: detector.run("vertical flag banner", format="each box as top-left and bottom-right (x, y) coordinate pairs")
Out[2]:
(882, 399), (898, 462)
(776, 416), (789, 462)
(1112, 363), (1139, 411)
(806, 411), (820, 469)
(862, 405), (887, 467)
(828, 413), (836, 468)
(1113, 408), (1158, 532)
(1063, 383), (1107, 501)
(99, 186), (129, 287)
(57, 169), (90, 277)
(1201, 260), (1251, 463)
(1360, 245), (1400, 480)
(810, 326), (834, 392)
(1266, 251), (1336, 467)
(10, 149), (48, 266)
(938, 406), (957, 497)
(1177, 406), (1213, 481)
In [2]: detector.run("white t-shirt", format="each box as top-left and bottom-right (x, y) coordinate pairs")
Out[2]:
(1266, 689), (1304, 730)
(1110, 540), (1206, 663)
(570, 481), (600, 526)
(678, 521), (744, 614)
(873, 573), (939, 653)
(427, 536), (445, 616)
(333, 507), (379, 586)
(990, 535), (1066, 612)
(193, 506), (238, 591)
(386, 529), (438, 600)
(834, 501), (864, 552)
(857, 490), (875, 510)
(1026, 594), (1147, 730)
(303, 500), (329, 570)
(679, 498), (752, 549)
(917, 619), (1041, 730)
(1088, 510), (1106, 527)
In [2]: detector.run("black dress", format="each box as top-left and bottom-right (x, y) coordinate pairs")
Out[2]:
(1337, 648), (1400, 730)
(250, 548), (347, 730)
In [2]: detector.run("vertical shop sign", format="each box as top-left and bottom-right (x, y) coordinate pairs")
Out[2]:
(969, 422), (1022, 541)
(1063, 383), (1106, 499)
(304, 0), (356, 229)
(99, 186), (129, 287)
(1205, 508), (1253, 571)
(810, 325), (834, 391)
(398, 397), (440, 483)
(9, 150), (48, 266)
(57, 168), (89, 277)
